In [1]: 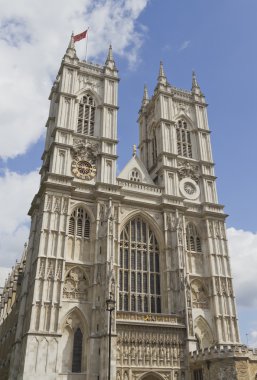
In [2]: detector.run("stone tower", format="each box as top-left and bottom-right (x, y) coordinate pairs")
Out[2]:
(0, 38), (247, 380)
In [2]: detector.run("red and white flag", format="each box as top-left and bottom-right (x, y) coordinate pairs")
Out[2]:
(73, 30), (87, 42)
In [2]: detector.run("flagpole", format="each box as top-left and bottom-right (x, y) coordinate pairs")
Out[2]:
(85, 27), (89, 62)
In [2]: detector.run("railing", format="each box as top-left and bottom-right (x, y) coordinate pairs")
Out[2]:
(203, 204), (224, 214)
(117, 179), (162, 195)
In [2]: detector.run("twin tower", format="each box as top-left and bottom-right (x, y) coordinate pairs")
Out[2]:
(1, 36), (252, 380)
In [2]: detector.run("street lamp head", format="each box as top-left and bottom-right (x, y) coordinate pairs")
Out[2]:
(106, 292), (116, 312)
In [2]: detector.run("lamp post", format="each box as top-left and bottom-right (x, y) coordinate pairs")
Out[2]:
(106, 292), (116, 380)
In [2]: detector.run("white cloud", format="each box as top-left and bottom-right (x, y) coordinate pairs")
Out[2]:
(179, 40), (190, 51)
(227, 227), (257, 308)
(0, 169), (39, 267)
(0, 0), (149, 159)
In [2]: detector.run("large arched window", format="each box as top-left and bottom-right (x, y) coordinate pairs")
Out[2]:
(77, 94), (96, 136)
(176, 119), (192, 158)
(119, 217), (161, 313)
(186, 223), (202, 253)
(72, 328), (83, 373)
(68, 207), (90, 239)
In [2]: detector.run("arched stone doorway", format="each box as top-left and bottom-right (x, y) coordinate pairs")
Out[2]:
(140, 373), (164, 380)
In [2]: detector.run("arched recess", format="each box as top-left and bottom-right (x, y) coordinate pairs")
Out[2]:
(59, 307), (88, 374)
(119, 210), (165, 250)
(194, 315), (214, 349)
(139, 372), (165, 380)
(118, 212), (164, 314)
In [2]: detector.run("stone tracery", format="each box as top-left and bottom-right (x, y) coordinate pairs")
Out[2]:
(63, 267), (88, 300)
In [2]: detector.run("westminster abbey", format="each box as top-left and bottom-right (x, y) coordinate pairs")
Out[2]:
(0, 35), (257, 380)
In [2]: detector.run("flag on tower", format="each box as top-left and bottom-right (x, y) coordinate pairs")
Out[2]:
(73, 30), (88, 42)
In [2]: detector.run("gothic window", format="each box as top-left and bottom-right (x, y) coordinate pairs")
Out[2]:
(176, 119), (192, 158)
(68, 208), (91, 239)
(72, 328), (83, 373)
(152, 128), (157, 164)
(119, 217), (161, 313)
(186, 223), (202, 253)
(77, 94), (96, 136)
(129, 168), (141, 182)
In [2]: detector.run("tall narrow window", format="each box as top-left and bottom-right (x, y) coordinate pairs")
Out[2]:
(152, 129), (157, 164)
(72, 328), (83, 373)
(68, 208), (91, 239)
(176, 120), (192, 158)
(77, 94), (96, 136)
(186, 223), (202, 253)
(119, 217), (161, 313)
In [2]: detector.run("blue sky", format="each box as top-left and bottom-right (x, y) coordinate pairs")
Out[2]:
(0, 0), (257, 346)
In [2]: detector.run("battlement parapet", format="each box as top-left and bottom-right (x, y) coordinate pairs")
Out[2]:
(190, 344), (257, 363)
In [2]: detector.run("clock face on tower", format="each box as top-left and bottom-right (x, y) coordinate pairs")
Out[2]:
(71, 159), (97, 180)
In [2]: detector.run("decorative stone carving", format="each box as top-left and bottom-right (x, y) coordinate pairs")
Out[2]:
(63, 267), (88, 300)
(179, 177), (200, 200)
(116, 325), (185, 368)
(191, 279), (209, 309)
(178, 159), (200, 183)
(78, 74), (103, 93)
(71, 141), (98, 180)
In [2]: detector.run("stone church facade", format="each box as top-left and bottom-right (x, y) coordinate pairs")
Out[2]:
(0, 36), (257, 380)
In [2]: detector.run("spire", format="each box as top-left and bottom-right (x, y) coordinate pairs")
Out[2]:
(158, 61), (167, 85)
(141, 84), (149, 107)
(191, 70), (202, 95)
(65, 32), (77, 59)
(105, 44), (117, 70)
(106, 44), (114, 63)
(192, 71), (199, 88)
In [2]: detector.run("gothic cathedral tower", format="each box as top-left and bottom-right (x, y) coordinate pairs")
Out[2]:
(1, 38), (240, 380)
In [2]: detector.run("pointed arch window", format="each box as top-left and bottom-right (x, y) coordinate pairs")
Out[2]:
(72, 328), (83, 373)
(77, 94), (96, 136)
(68, 208), (91, 239)
(119, 217), (161, 313)
(176, 119), (192, 158)
(186, 223), (202, 253)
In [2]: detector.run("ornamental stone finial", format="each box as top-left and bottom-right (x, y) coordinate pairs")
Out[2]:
(157, 61), (167, 85)
(132, 144), (137, 157)
(141, 84), (149, 107)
